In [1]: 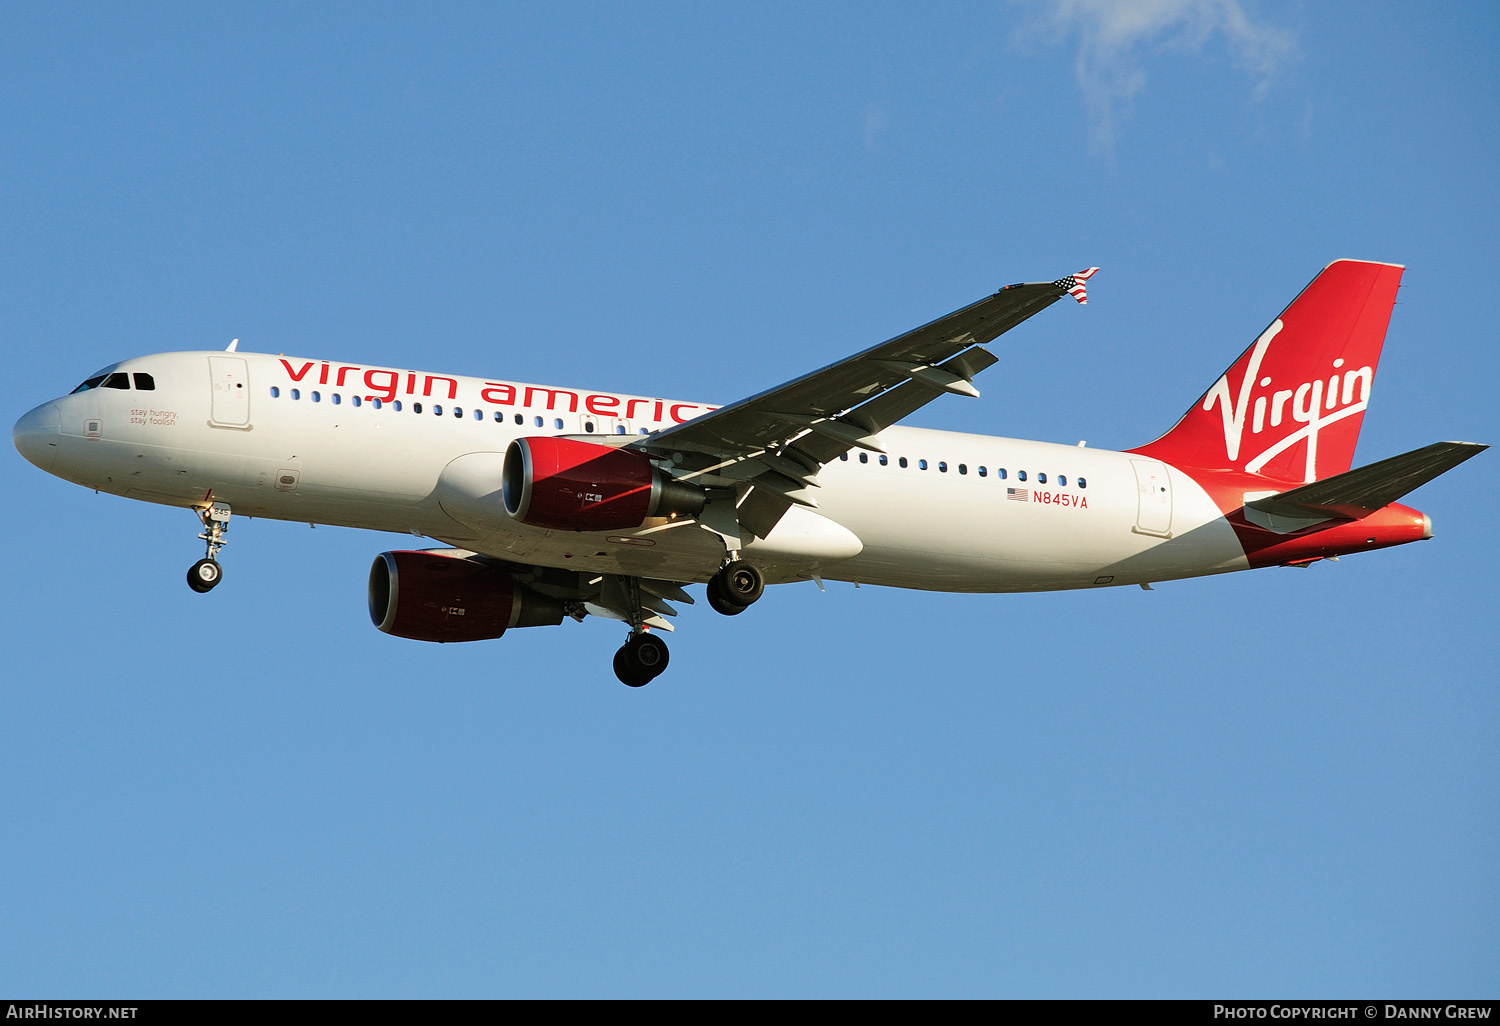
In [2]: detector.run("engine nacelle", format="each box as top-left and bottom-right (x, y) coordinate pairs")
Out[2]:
(368, 550), (565, 643)
(501, 436), (704, 531)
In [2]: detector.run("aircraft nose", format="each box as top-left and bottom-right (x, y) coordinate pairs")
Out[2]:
(13, 401), (62, 472)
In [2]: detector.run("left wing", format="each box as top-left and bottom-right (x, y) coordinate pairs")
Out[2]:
(633, 269), (1097, 539)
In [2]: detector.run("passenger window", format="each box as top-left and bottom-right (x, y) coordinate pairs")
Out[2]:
(312, 391), (321, 402)
(352, 396), (361, 407)
(393, 400), (402, 411)
(958, 464), (967, 475)
(104, 373), (130, 389)
(878, 455), (888, 466)
(998, 468), (1007, 479)
(616, 424), (627, 434)
(132, 373), (155, 390)
(1037, 472), (1046, 484)
(938, 462), (948, 473)
(474, 410), (482, 421)
(494, 411), (503, 422)
(1058, 475), (1067, 487)
(1078, 477), (1087, 489)
(978, 466), (987, 477)
(534, 416), (543, 427)
(552, 418), (562, 430)
(291, 388), (301, 400)
(919, 459), (928, 470)
(858, 452), (868, 464)
(372, 399), (382, 409)
(584, 421), (595, 433)
(1018, 470), (1027, 482)
(899, 457), (908, 468)
(413, 402), (422, 413)
(270, 386), (281, 398)
(332, 393), (341, 405)
(840, 453), (849, 461)
(434, 405), (443, 415)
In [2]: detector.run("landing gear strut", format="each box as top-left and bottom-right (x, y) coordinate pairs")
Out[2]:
(187, 502), (231, 593)
(706, 559), (764, 616)
(613, 631), (670, 687)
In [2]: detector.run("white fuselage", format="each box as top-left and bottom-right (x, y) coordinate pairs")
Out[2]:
(17, 350), (1251, 592)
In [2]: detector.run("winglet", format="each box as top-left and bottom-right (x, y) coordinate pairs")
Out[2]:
(226, 338), (240, 352)
(1055, 267), (1099, 304)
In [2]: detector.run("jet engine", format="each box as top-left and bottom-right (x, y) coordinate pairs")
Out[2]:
(368, 550), (565, 643)
(501, 436), (704, 532)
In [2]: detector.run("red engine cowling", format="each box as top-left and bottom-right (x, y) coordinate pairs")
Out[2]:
(368, 550), (565, 643)
(501, 436), (704, 531)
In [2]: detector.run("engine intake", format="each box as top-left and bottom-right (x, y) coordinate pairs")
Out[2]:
(501, 436), (704, 531)
(368, 550), (565, 643)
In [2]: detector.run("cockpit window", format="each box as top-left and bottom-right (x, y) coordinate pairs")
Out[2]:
(71, 375), (107, 394)
(70, 369), (152, 393)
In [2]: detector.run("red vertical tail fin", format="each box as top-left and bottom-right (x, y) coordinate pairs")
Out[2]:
(1130, 260), (1404, 483)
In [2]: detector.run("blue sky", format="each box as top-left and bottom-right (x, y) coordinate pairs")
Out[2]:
(2, 1), (1496, 998)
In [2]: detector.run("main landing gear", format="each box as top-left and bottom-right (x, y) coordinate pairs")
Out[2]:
(613, 631), (670, 687)
(706, 558), (764, 616)
(605, 574), (673, 687)
(608, 559), (761, 686)
(187, 502), (231, 593)
(611, 559), (763, 685)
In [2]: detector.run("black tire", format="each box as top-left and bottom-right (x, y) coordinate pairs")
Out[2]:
(613, 647), (645, 686)
(706, 574), (745, 616)
(626, 632), (670, 676)
(613, 646), (652, 687)
(710, 560), (763, 610)
(187, 558), (222, 593)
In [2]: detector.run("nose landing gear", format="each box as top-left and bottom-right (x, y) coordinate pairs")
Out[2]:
(187, 502), (231, 593)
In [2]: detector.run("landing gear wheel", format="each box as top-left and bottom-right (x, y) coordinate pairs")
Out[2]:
(627, 632), (669, 675)
(613, 649), (647, 687)
(706, 574), (744, 616)
(187, 558), (222, 593)
(707, 559), (763, 615)
(614, 632), (669, 687)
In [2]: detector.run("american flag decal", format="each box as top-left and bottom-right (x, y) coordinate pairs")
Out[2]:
(1053, 266), (1099, 304)
(1007, 487), (1029, 502)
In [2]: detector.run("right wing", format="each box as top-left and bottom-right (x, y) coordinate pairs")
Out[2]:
(632, 269), (1098, 538)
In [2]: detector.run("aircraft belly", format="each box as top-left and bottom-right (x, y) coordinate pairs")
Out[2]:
(436, 516), (727, 582)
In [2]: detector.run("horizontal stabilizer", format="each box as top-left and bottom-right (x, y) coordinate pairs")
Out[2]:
(1244, 441), (1487, 532)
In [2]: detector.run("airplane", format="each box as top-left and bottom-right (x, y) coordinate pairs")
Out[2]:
(12, 259), (1486, 686)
